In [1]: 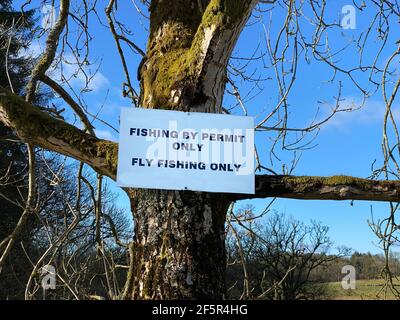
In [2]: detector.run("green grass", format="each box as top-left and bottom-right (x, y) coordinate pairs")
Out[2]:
(324, 278), (400, 300)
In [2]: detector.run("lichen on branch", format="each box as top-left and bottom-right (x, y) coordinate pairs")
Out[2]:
(140, 0), (258, 110)
(236, 175), (400, 202)
(0, 88), (118, 179)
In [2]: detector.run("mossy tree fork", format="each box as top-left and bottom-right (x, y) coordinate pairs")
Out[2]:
(0, 0), (399, 299)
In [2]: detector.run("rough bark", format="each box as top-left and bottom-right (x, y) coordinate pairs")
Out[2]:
(140, 0), (258, 112)
(239, 175), (400, 202)
(125, 189), (230, 299)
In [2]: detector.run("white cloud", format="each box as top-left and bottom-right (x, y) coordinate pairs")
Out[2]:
(19, 40), (43, 58)
(88, 71), (110, 91)
(18, 40), (110, 94)
(95, 129), (117, 142)
(47, 53), (110, 93)
(41, 4), (57, 31)
(320, 98), (400, 131)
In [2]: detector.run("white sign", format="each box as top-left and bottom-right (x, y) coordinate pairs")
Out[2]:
(117, 108), (254, 194)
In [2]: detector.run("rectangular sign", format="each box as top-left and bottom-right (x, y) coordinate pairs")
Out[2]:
(117, 108), (254, 194)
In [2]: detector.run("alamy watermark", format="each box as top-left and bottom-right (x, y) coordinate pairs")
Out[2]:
(137, 121), (255, 176)
(341, 265), (356, 290)
(41, 264), (56, 290)
(341, 5), (356, 30)
(41, 4), (56, 31)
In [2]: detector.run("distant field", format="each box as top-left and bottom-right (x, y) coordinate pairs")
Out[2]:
(324, 279), (400, 300)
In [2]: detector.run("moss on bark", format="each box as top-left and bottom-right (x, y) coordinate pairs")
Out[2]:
(140, 0), (254, 109)
(0, 88), (118, 178)
(282, 175), (382, 192)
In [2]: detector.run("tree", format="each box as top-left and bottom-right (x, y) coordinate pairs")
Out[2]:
(251, 213), (345, 300)
(22, 160), (132, 300)
(226, 209), (349, 300)
(0, 0), (399, 299)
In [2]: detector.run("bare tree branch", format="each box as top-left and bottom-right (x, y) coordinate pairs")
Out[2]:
(234, 175), (400, 202)
(25, 0), (70, 102)
(40, 75), (95, 135)
(0, 88), (117, 179)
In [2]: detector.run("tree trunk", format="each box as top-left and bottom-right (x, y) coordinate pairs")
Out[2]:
(125, 189), (230, 299)
(123, 0), (258, 299)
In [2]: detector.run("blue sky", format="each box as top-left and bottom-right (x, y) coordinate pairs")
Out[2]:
(16, 0), (400, 254)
